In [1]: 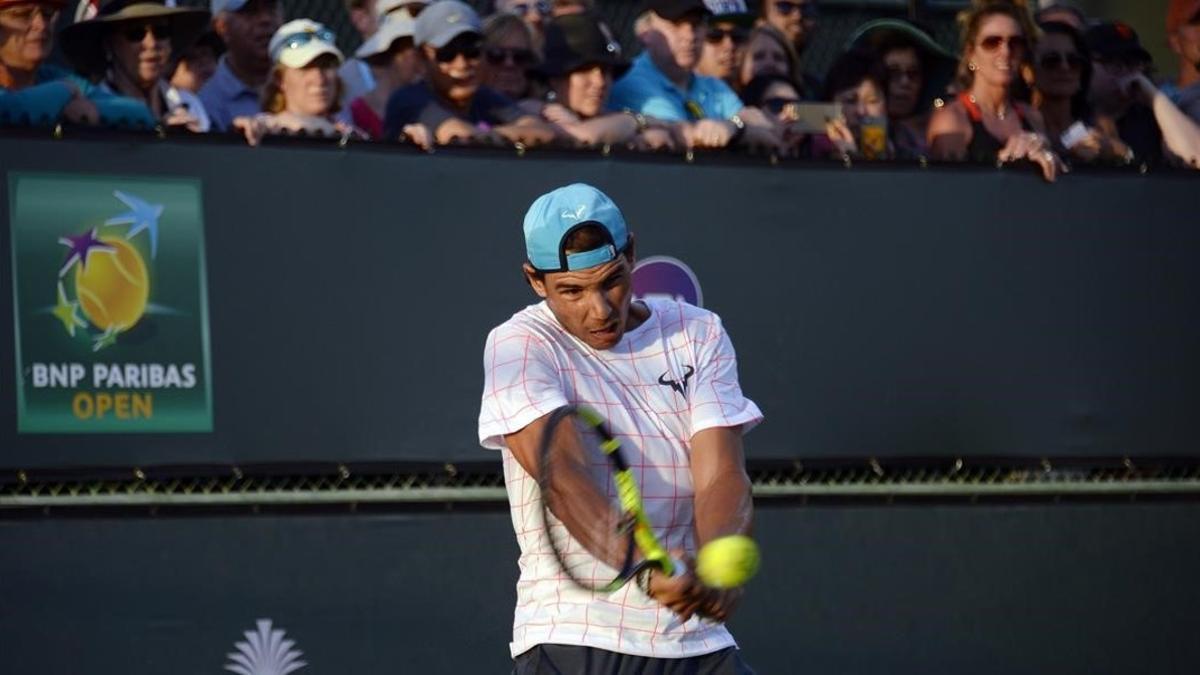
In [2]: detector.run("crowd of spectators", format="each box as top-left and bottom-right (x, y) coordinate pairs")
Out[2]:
(3, 0), (1200, 175)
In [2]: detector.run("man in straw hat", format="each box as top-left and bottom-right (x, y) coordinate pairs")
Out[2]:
(59, 0), (211, 130)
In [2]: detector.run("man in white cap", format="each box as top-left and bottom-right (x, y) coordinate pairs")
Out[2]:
(199, 0), (283, 130)
(382, 0), (556, 148)
(479, 183), (760, 674)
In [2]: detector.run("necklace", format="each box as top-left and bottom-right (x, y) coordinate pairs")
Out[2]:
(969, 94), (1007, 121)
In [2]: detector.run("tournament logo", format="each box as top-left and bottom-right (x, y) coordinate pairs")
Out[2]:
(9, 173), (212, 432)
(224, 618), (308, 675)
(631, 255), (704, 308)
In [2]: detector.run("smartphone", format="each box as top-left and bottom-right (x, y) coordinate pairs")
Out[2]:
(1060, 121), (1089, 149)
(784, 102), (845, 133)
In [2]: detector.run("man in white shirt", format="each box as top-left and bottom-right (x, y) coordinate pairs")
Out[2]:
(478, 183), (760, 673)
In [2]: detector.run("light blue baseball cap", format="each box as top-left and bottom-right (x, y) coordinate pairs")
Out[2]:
(523, 184), (629, 273)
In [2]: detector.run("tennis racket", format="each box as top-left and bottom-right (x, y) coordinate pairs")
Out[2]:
(537, 404), (679, 593)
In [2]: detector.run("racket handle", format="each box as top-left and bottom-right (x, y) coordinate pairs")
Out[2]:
(660, 556), (688, 578)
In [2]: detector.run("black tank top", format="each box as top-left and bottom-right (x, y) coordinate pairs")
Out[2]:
(959, 92), (1033, 163)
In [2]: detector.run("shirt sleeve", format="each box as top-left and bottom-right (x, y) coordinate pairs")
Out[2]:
(383, 85), (449, 139)
(688, 312), (762, 437)
(608, 74), (686, 122)
(0, 81), (73, 125)
(478, 323), (569, 450)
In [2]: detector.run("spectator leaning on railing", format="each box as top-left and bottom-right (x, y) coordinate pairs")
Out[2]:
(232, 19), (361, 145)
(349, 12), (419, 139)
(1086, 20), (1200, 168)
(757, 0), (820, 97)
(60, 0), (210, 131)
(1165, 0), (1200, 123)
(537, 12), (675, 150)
(169, 29), (223, 94)
(821, 47), (894, 160)
(927, 1), (1064, 181)
(611, 0), (781, 152)
(481, 11), (541, 109)
(200, 0), (282, 131)
(1, 0), (94, 125)
(735, 24), (799, 97)
(382, 0), (556, 150)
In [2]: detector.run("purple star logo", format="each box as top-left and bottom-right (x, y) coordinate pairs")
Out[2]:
(58, 228), (115, 277)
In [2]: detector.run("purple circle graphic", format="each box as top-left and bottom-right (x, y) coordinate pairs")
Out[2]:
(632, 256), (703, 308)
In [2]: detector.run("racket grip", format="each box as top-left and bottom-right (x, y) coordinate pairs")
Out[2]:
(661, 556), (688, 578)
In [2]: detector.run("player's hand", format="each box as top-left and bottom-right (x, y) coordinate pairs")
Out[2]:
(696, 586), (744, 623)
(646, 552), (706, 621)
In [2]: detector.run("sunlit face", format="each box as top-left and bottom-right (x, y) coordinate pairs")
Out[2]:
(696, 20), (745, 81)
(279, 54), (338, 116)
(883, 46), (921, 119)
(526, 253), (637, 351)
(481, 27), (534, 100)
(644, 11), (703, 71)
(967, 13), (1025, 89)
(422, 32), (482, 104)
(833, 78), (886, 127)
(739, 31), (788, 87)
(1170, 15), (1200, 71)
(106, 20), (171, 88)
(0, 2), (58, 71)
(555, 64), (611, 118)
(1034, 32), (1083, 99)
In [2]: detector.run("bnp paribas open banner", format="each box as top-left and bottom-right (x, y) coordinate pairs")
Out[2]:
(8, 173), (212, 433)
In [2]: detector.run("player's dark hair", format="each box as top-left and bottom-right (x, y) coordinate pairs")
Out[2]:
(525, 223), (631, 284)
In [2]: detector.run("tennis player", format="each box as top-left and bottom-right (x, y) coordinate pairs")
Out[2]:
(478, 183), (762, 673)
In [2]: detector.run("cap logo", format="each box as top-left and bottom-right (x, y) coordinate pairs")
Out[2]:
(447, 12), (461, 23)
(599, 22), (620, 54)
(561, 204), (587, 221)
(1115, 22), (1133, 39)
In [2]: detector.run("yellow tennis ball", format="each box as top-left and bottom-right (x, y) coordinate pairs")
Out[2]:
(696, 535), (760, 589)
(74, 236), (149, 331)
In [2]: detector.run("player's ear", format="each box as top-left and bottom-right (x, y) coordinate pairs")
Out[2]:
(523, 263), (548, 298)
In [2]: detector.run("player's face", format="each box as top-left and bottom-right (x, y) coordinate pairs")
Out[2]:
(527, 254), (636, 350)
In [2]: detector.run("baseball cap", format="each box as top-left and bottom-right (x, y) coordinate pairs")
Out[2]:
(704, 0), (753, 28)
(524, 184), (629, 273)
(414, 0), (481, 48)
(1085, 21), (1152, 64)
(211, 0), (247, 13)
(269, 19), (344, 68)
(648, 0), (709, 22)
(1167, 0), (1200, 34)
(356, 13), (416, 59)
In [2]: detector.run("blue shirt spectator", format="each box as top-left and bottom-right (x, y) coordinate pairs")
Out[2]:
(198, 56), (260, 130)
(609, 51), (743, 121)
(1, 63), (155, 129)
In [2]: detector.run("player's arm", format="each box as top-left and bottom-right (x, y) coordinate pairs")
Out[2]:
(691, 425), (753, 547)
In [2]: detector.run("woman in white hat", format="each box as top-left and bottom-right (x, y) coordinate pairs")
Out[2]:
(233, 19), (362, 145)
(58, 0), (210, 130)
(348, 12), (420, 139)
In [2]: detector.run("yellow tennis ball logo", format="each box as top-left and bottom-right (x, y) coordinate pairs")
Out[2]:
(696, 535), (760, 589)
(74, 236), (149, 331)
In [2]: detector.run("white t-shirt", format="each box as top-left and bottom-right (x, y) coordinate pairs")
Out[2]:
(478, 297), (763, 659)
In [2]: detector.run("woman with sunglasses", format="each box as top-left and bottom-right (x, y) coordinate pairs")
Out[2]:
(695, 0), (753, 89)
(232, 19), (361, 146)
(1033, 20), (1130, 164)
(928, 1), (1065, 181)
(481, 12), (541, 110)
(59, 0), (211, 131)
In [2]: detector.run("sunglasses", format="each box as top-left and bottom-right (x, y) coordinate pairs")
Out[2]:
(435, 39), (482, 63)
(1038, 51), (1084, 70)
(0, 4), (59, 28)
(978, 34), (1025, 52)
(762, 96), (800, 115)
(706, 26), (748, 44)
(887, 65), (921, 82)
(772, 1), (818, 19)
(485, 47), (535, 67)
(274, 27), (337, 60)
(507, 1), (549, 17)
(121, 22), (171, 43)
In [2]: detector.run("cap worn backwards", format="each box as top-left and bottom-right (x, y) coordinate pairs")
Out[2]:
(523, 184), (629, 273)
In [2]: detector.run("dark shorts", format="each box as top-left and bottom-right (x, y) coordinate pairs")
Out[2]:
(512, 644), (756, 675)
